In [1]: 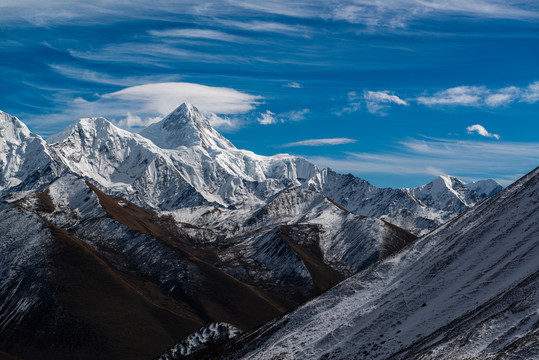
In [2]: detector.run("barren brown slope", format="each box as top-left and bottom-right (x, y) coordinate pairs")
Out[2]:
(47, 221), (203, 360)
(279, 224), (344, 293)
(1, 206), (204, 360)
(86, 182), (291, 329)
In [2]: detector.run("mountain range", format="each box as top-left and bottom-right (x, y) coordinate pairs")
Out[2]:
(0, 104), (510, 360)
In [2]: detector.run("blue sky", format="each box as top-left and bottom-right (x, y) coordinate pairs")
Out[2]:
(1, 0), (539, 187)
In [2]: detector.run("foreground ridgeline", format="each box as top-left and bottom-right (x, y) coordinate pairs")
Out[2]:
(0, 105), (508, 360)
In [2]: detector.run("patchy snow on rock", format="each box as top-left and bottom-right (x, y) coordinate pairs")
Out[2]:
(157, 322), (240, 359)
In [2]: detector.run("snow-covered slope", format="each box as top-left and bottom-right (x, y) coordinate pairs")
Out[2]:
(464, 178), (503, 197)
(210, 166), (539, 360)
(46, 116), (209, 209)
(165, 186), (416, 295)
(0, 203), (55, 340)
(313, 169), (501, 235)
(0, 111), (60, 198)
(140, 103), (320, 207)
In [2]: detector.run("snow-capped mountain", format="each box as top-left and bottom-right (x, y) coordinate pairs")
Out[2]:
(0, 111), (61, 198)
(140, 102), (235, 150)
(42, 103), (500, 234)
(0, 105), (500, 235)
(46, 103), (319, 210)
(209, 166), (539, 360)
(313, 168), (501, 235)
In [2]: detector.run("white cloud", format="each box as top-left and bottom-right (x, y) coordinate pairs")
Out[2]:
(417, 86), (485, 106)
(69, 42), (247, 66)
(338, 90), (408, 116)
(206, 113), (242, 130)
(117, 112), (161, 128)
(282, 138), (357, 147)
(257, 108), (310, 125)
(285, 82), (302, 88)
(336, 91), (362, 115)
(522, 81), (539, 103)
(27, 82), (262, 132)
(258, 110), (276, 125)
(416, 83), (539, 108)
(466, 124), (500, 140)
(281, 108), (310, 121)
(485, 86), (521, 107)
(364, 90), (408, 115)
(307, 137), (539, 186)
(102, 82), (261, 115)
(216, 19), (313, 37)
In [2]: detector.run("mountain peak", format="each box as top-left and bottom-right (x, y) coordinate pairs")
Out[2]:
(464, 178), (503, 197)
(0, 110), (56, 193)
(140, 102), (235, 150)
(46, 116), (124, 144)
(0, 110), (36, 142)
(165, 102), (207, 125)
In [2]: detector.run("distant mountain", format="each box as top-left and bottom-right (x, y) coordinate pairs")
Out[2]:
(3, 104), (501, 235)
(208, 167), (539, 360)
(313, 169), (501, 235)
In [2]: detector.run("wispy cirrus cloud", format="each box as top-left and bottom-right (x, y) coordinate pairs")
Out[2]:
(68, 42), (249, 67)
(282, 138), (356, 147)
(147, 28), (249, 43)
(417, 86), (486, 106)
(49, 64), (181, 86)
(2, 0), (537, 29)
(215, 19), (314, 37)
(466, 124), (500, 140)
(307, 137), (539, 185)
(331, 0), (539, 28)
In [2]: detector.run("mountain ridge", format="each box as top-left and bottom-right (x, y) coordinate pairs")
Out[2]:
(1, 105), (501, 235)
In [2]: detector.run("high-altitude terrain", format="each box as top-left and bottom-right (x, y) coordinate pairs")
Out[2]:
(0, 104), (503, 360)
(202, 167), (539, 360)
